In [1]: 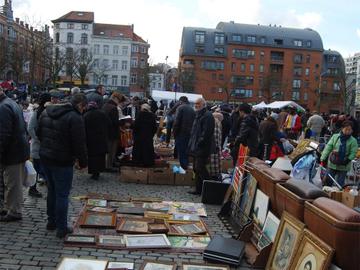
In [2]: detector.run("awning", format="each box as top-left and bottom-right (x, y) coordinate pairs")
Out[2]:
(266, 101), (305, 112)
(151, 90), (203, 103)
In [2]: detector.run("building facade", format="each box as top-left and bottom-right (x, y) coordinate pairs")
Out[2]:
(0, 0), (50, 86)
(179, 22), (345, 112)
(345, 52), (360, 75)
(52, 11), (149, 95)
(148, 72), (164, 91)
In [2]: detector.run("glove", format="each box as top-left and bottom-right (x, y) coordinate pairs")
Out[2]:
(320, 161), (326, 167)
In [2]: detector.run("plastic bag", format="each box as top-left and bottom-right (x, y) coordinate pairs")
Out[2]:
(312, 167), (323, 188)
(23, 160), (36, 187)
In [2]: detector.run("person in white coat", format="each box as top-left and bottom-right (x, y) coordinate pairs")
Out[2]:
(307, 111), (325, 141)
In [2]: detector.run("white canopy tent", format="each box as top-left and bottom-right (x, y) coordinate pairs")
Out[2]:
(266, 101), (305, 112)
(253, 101), (268, 110)
(150, 90), (203, 103)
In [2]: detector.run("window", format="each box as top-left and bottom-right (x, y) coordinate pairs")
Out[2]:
(294, 40), (303, 47)
(306, 54), (311, 63)
(305, 68), (310, 76)
(195, 31), (205, 44)
(215, 33), (225, 45)
(231, 76), (254, 86)
(131, 73), (137, 84)
(214, 47), (224, 54)
(232, 34), (241, 42)
(55, 47), (60, 58)
(112, 60), (118, 70)
(66, 47), (73, 59)
(122, 46), (128, 55)
(250, 64), (255, 72)
(247, 35), (256, 43)
(260, 51), (265, 61)
(241, 63), (246, 72)
(102, 75), (108, 85)
(328, 68), (339, 75)
(294, 54), (303, 64)
(55, 23), (60, 29)
(55, 33), (60, 43)
(93, 59), (99, 68)
(232, 49), (255, 58)
(306, 40), (312, 48)
(140, 58), (145, 68)
(259, 36), (266, 44)
(219, 74), (224, 80)
(140, 46), (147, 53)
(304, 81), (310, 88)
(328, 55), (338, 63)
(121, 60), (128, 70)
(82, 24), (88, 30)
(121, 75), (127, 86)
(110, 75), (117, 86)
(211, 73), (216, 80)
(231, 62), (236, 72)
(94, 44), (100, 54)
(293, 79), (301, 88)
(293, 67), (302, 76)
(292, 90), (300, 100)
(132, 45), (139, 53)
(103, 45), (109, 55)
(304, 92), (308, 101)
(67, 32), (73, 44)
(247, 50), (255, 57)
(113, 45), (119, 55)
(102, 59), (109, 68)
(274, 39), (283, 45)
(231, 89), (253, 98)
(259, 64), (264, 73)
(131, 57), (138, 68)
(201, 61), (224, 70)
(80, 33), (88, 44)
(158, 82), (161, 88)
(67, 23), (74, 29)
(259, 77), (264, 87)
(333, 82), (341, 91)
(195, 47), (205, 54)
(80, 48), (87, 59)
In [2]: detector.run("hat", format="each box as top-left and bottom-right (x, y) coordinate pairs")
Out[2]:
(238, 103), (252, 114)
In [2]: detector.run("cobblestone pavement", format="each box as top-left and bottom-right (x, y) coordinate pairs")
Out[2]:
(0, 171), (257, 270)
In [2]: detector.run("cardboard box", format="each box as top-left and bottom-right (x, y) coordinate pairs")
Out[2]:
(148, 167), (174, 185)
(342, 191), (360, 208)
(175, 171), (194, 186)
(329, 191), (343, 203)
(221, 159), (234, 173)
(119, 166), (148, 184)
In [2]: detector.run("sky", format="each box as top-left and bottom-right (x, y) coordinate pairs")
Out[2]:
(11, 0), (360, 66)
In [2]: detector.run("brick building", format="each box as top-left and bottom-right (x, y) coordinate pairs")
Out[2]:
(179, 22), (345, 112)
(0, 0), (50, 86)
(52, 11), (149, 95)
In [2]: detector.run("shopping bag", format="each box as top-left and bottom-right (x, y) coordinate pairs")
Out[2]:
(23, 160), (36, 187)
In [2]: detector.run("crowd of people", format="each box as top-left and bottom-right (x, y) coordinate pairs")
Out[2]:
(1, 84), (359, 239)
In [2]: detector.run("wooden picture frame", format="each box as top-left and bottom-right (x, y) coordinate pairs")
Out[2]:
(116, 218), (149, 234)
(64, 234), (96, 245)
(89, 207), (115, 213)
(266, 211), (305, 270)
(87, 199), (107, 207)
(182, 262), (230, 270)
(131, 196), (162, 202)
(56, 257), (108, 270)
(124, 234), (171, 249)
(107, 262), (134, 270)
(139, 260), (176, 270)
(167, 220), (207, 236)
(289, 229), (334, 270)
(97, 235), (125, 247)
(144, 211), (172, 220)
(148, 223), (169, 233)
(80, 211), (116, 228)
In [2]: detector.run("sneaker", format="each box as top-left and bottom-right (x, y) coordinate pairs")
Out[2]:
(46, 222), (56, 231)
(29, 188), (42, 198)
(56, 227), (73, 238)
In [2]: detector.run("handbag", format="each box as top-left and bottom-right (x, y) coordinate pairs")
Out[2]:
(328, 136), (343, 165)
(23, 160), (36, 187)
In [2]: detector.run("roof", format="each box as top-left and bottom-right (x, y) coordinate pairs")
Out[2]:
(52, 11), (94, 23)
(133, 33), (146, 43)
(93, 23), (133, 39)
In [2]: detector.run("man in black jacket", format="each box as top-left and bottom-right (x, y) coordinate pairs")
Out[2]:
(37, 93), (88, 238)
(0, 87), (30, 222)
(173, 96), (195, 170)
(86, 84), (105, 107)
(235, 103), (259, 160)
(188, 98), (215, 195)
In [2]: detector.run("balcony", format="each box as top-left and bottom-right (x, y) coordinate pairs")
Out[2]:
(270, 51), (284, 64)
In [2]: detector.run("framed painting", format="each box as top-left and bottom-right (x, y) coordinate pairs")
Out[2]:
(182, 262), (230, 270)
(167, 221), (207, 236)
(89, 207), (115, 213)
(107, 262), (134, 269)
(239, 174), (257, 218)
(168, 236), (211, 249)
(139, 260), (176, 270)
(87, 199), (107, 207)
(56, 257), (107, 270)
(289, 229), (334, 270)
(117, 219), (149, 234)
(252, 189), (269, 228)
(144, 211), (172, 220)
(64, 234), (96, 245)
(266, 211), (305, 270)
(258, 211), (280, 250)
(148, 223), (169, 233)
(97, 235), (125, 247)
(124, 234), (171, 248)
(80, 211), (116, 228)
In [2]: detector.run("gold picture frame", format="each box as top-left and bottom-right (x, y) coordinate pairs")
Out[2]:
(266, 211), (305, 270)
(289, 229), (334, 270)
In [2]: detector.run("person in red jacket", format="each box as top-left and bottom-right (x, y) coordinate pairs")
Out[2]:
(283, 107), (302, 140)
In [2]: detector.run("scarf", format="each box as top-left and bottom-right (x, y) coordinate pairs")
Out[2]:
(338, 132), (351, 162)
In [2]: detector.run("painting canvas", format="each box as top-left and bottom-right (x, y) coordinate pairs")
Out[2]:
(107, 262), (134, 269)
(125, 234), (171, 248)
(258, 211), (280, 250)
(98, 235), (125, 246)
(81, 212), (116, 228)
(171, 223), (206, 235)
(289, 229), (334, 270)
(87, 199), (107, 207)
(168, 236), (211, 249)
(239, 174), (257, 218)
(117, 219), (149, 233)
(56, 257), (107, 270)
(182, 263), (230, 270)
(140, 260), (176, 270)
(252, 189), (269, 228)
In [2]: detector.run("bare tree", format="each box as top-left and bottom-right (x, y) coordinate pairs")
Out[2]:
(178, 66), (195, 93)
(8, 41), (26, 83)
(75, 49), (94, 86)
(92, 59), (111, 85)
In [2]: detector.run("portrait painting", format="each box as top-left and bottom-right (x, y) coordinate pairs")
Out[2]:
(289, 229), (334, 270)
(182, 263), (230, 270)
(56, 257), (108, 270)
(81, 212), (116, 228)
(252, 189), (269, 228)
(139, 260), (176, 270)
(266, 211), (305, 270)
(117, 219), (149, 233)
(124, 234), (171, 248)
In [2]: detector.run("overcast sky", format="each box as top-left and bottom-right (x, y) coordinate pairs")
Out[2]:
(12, 0), (360, 66)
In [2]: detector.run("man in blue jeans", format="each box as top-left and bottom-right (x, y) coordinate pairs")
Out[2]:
(37, 93), (88, 238)
(172, 96), (195, 170)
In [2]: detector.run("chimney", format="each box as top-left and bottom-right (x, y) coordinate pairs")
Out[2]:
(30, 26), (33, 31)
(25, 23), (29, 29)
(131, 24), (134, 31)
(20, 21), (24, 26)
(15, 17), (19, 23)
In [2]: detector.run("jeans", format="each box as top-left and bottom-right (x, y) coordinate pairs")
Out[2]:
(327, 168), (347, 187)
(42, 164), (73, 232)
(175, 135), (190, 169)
(194, 156), (210, 194)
